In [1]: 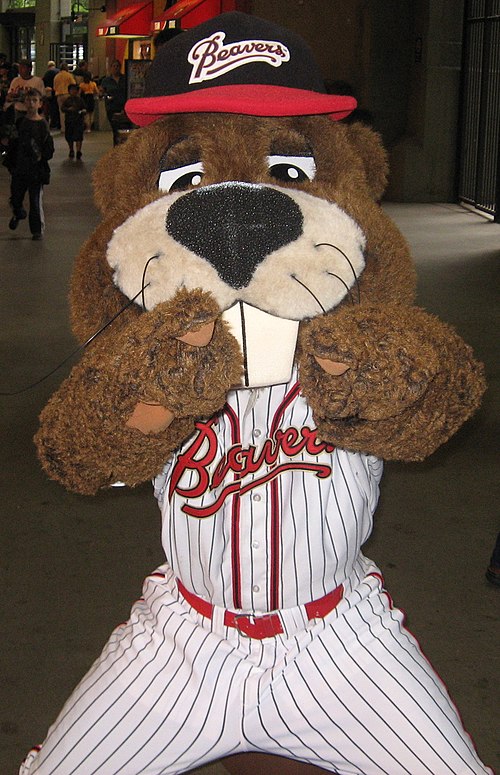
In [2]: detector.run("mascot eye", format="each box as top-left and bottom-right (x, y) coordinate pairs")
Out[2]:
(158, 162), (205, 193)
(267, 154), (316, 183)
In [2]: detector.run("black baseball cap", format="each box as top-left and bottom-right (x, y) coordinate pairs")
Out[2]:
(126, 12), (356, 126)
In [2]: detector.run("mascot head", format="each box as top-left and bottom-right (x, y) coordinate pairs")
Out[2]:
(73, 12), (414, 384)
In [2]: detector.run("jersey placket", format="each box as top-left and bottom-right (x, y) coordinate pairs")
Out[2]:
(240, 390), (271, 612)
(229, 382), (302, 613)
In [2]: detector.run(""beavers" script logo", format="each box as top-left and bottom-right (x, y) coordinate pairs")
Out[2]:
(188, 31), (290, 84)
(169, 418), (334, 518)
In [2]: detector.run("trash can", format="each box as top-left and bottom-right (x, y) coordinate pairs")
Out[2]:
(94, 98), (111, 131)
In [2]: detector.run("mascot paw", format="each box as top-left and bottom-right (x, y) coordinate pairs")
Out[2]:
(35, 287), (243, 493)
(299, 304), (440, 422)
(122, 288), (242, 429)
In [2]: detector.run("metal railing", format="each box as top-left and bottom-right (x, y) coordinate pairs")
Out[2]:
(49, 42), (87, 70)
(458, 0), (500, 221)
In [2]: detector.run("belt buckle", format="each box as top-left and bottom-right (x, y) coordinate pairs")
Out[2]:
(232, 612), (283, 639)
(232, 613), (254, 639)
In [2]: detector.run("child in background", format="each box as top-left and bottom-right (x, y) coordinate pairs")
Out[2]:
(61, 82), (86, 159)
(4, 87), (54, 241)
(79, 72), (98, 132)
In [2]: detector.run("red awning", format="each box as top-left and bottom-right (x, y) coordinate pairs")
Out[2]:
(151, 0), (231, 33)
(96, 1), (153, 38)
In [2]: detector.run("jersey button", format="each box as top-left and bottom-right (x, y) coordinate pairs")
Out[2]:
(254, 429), (262, 437)
(253, 493), (261, 502)
(252, 541), (260, 549)
(252, 585), (260, 593)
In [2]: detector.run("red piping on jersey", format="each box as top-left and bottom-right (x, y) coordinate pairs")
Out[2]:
(270, 477), (280, 610)
(224, 402), (243, 609)
(269, 381), (301, 610)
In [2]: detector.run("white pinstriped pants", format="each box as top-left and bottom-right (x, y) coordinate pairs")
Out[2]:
(20, 565), (493, 775)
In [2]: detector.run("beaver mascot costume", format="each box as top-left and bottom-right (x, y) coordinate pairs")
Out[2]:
(21, 12), (492, 775)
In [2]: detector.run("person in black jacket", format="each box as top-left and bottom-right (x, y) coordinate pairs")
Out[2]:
(61, 82), (86, 159)
(42, 60), (60, 129)
(4, 88), (54, 240)
(99, 59), (129, 145)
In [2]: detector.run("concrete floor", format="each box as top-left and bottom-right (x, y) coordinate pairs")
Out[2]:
(0, 130), (498, 774)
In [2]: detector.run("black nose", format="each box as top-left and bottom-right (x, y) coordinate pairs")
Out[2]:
(165, 183), (303, 289)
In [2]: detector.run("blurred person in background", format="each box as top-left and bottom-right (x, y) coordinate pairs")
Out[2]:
(4, 60), (44, 121)
(61, 82), (86, 159)
(73, 59), (92, 85)
(42, 60), (60, 129)
(0, 61), (14, 152)
(0, 60), (12, 116)
(79, 72), (98, 131)
(53, 63), (75, 132)
(99, 59), (128, 145)
(0, 52), (16, 80)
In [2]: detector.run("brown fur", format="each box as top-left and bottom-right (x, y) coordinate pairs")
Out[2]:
(36, 289), (242, 494)
(36, 113), (485, 494)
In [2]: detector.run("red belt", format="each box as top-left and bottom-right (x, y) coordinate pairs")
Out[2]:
(177, 578), (343, 640)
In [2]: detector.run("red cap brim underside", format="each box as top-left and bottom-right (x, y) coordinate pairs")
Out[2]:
(126, 84), (357, 127)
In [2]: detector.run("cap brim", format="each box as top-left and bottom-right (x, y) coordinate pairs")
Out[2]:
(126, 84), (356, 127)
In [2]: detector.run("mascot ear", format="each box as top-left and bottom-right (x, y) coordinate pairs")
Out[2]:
(91, 130), (160, 220)
(346, 122), (389, 201)
(91, 119), (181, 221)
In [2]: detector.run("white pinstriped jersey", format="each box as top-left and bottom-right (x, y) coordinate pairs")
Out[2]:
(154, 369), (383, 613)
(23, 395), (494, 775)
